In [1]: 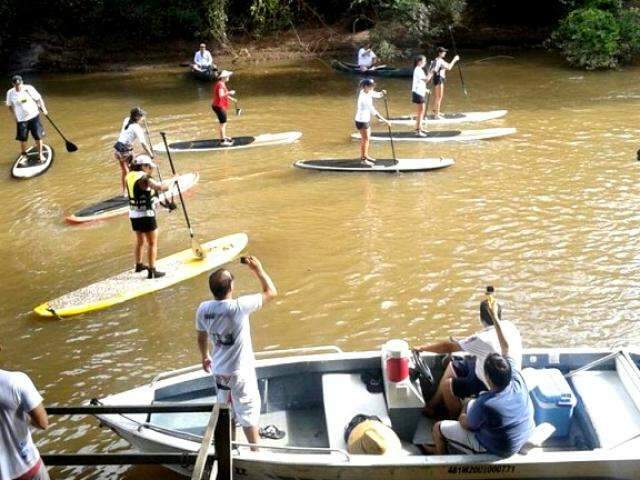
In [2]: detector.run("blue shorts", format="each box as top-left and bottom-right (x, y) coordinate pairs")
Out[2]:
(16, 115), (44, 142)
(451, 356), (487, 399)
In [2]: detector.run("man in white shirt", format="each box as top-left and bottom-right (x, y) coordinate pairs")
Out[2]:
(357, 43), (378, 71)
(1, 345), (50, 480)
(413, 286), (522, 418)
(193, 43), (215, 72)
(196, 255), (277, 450)
(6, 75), (48, 162)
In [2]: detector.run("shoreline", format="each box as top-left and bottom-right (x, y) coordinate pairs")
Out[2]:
(10, 26), (551, 74)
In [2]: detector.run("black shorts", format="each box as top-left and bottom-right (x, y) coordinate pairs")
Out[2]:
(212, 105), (227, 124)
(355, 121), (370, 130)
(433, 75), (445, 86)
(411, 92), (425, 104)
(16, 115), (44, 142)
(451, 356), (487, 399)
(130, 216), (157, 233)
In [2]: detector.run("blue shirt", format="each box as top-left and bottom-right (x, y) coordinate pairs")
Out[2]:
(466, 356), (534, 457)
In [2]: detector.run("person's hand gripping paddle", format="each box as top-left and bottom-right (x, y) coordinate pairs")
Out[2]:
(160, 132), (206, 260)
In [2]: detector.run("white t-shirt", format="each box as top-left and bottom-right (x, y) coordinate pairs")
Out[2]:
(354, 90), (383, 123)
(5, 85), (41, 122)
(357, 48), (376, 68)
(194, 50), (213, 67)
(430, 58), (448, 78)
(196, 294), (263, 376)
(457, 320), (523, 388)
(412, 66), (428, 96)
(117, 117), (146, 146)
(0, 370), (43, 480)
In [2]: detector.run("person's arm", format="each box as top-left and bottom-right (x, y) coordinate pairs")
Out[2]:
(488, 303), (509, 357)
(29, 404), (48, 430)
(462, 399), (484, 431)
(444, 56), (460, 70)
(414, 339), (461, 354)
(197, 330), (212, 372)
(146, 177), (169, 192)
(245, 256), (277, 304)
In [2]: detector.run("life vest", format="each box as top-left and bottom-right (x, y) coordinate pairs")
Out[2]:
(125, 171), (154, 216)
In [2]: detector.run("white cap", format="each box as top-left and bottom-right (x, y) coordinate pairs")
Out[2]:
(133, 155), (157, 168)
(218, 70), (233, 78)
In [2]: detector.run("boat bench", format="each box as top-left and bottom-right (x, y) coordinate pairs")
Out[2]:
(570, 353), (640, 449)
(322, 373), (392, 451)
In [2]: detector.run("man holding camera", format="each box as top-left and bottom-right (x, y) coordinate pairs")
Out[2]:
(195, 256), (277, 449)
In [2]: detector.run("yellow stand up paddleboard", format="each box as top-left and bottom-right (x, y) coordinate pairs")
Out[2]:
(34, 233), (248, 318)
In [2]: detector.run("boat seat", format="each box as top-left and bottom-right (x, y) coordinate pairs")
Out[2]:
(571, 362), (640, 449)
(322, 373), (392, 451)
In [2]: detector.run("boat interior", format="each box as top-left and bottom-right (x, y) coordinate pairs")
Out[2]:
(146, 348), (640, 458)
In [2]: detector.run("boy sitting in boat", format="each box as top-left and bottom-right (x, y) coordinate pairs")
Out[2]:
(425, 305), (534, 456)
(414, 286), (522, 418)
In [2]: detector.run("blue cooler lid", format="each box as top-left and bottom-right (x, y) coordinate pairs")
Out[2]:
(531, 368), (576, 407)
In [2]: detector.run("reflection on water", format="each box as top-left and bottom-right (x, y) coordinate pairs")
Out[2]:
(1, 52), (640, 478)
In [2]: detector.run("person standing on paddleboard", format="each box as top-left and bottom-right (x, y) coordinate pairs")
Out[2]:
(5, 75), (48, 162)
(125, 155), (170, 279)
(411, 55), (432, 137)
(428, 47), (459, 119)
(114, 107), (154, 195)
(212, 70), (237, 147)
(355, 78), (390, 166)
(196, 256), (278, 450)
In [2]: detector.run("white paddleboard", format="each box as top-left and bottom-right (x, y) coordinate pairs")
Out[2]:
(351, 127), (517, 143)
(294, 157), (454, 172)
(388, 110), (508, 126)
(11, 145), (54, 179)
(154, 131), (302, 153)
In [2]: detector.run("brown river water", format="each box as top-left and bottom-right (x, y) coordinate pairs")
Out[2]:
(1, 52), (640, 478)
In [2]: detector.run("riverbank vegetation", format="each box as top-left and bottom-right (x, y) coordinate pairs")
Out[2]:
(1, 0), (638, 72)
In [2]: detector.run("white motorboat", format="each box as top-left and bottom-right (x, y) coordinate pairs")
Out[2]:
(96, 345), (640, 479)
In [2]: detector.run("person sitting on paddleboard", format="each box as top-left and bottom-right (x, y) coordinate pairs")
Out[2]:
(126, 155), (171, 279)
(193, 43), (215, 73)
(5, 75), (48, 162)
(212, 70), (237, 147)
(411, 55), (432, 137)
(357, 43), (378, 71)
(355, 78), (390, 166)
(114, 107), (154, 195)
(428, 47), (459, 119)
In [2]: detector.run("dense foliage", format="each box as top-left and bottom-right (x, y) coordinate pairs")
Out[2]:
(551, 0), (640, 69)
(1, 0), (638, 71)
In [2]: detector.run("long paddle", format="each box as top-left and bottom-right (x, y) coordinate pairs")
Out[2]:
(448, 25), (468, 97)
(383, 95), (398, 165)
(26, 90), (78, 152)
(143, 119), (176, 211)
(160, 132), (206, 259)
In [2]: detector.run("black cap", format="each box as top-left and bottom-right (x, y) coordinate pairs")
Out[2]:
(436, 47), (448, 53)
(359, 78), (375, 88)
(130, 107), (146, 117)
(486, 285), (495, 293)
(11, 75), (22, 84)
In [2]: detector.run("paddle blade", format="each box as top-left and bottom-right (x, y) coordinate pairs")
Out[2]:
(66, 141), (78, 152)
(192, 238), (206, 259)
(235, 108), (242, 116)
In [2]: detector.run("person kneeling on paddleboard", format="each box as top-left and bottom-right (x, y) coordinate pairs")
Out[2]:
(355, 78), (390, 166)
(126, 155), (171, 279)
(114, 107), (154, 195)
(212, 70), (237, 147)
